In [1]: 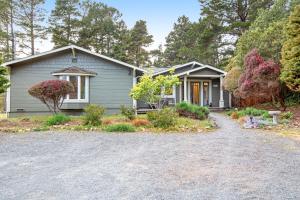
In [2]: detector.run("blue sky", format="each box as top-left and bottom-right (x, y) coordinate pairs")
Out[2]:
(41, 0), (201, 51)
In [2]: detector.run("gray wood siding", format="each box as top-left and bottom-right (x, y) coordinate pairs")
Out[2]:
(9, 50), (133, 114)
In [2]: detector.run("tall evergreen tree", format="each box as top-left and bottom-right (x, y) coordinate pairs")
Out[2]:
(281, 5), (300, 92)
(16, 0), (46, 55)
(49, 0), (80, 47)
(78, 1), (124, 57)
(0, 0), (10, 60)
(128, 20), (153, 67)
(164, 16), (194, 65)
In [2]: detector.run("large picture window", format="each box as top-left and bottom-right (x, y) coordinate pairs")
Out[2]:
(60, 75), (89, 102)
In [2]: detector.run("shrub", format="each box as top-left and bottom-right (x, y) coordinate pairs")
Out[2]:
(237, 107), (268, 117)
(176, 102), (209, 120)
(281, 111), (293, 120)
(28, 80), (74, 113)
(231, 112), (238, 119)
(132, 118), (151, 127)
(46, 114), (71, 126)
(120, 105), (136, 120)
(84, 104), (105, 126)
(104, 124), (135, 132)
(147, 108), (178, 128)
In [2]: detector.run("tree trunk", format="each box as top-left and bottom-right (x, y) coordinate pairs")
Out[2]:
(9, 0), (15, 59)
(30, 0), (34, 55)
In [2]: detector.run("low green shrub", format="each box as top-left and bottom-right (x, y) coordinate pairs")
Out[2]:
(176, 102), (209, 120)
(147, 107), (178, 128)
(120, 105), (136, 120)
(281, 111), (293, 120)
(104, 124), (135, 132)
(237, 107), (270, 118)
(84, 104), (105, 126)
(46, 114), (71, 126)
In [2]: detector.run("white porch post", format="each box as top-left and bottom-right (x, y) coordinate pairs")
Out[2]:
(219, 75), (224, 108)
(179, 82), (182, 102)
(183, 75), (187, 102)
(132, 69), (137, 109)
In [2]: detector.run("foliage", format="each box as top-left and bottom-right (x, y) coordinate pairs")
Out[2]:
(0, 66), (9, 94)
(229, 0), (297, 69)
(78, 1), (126, 59)
(236, 107), (270, 118)
(83, 104), (105, 126)
(235, 49), (284, 108)
(280, 111), (294, 120)
(104, 124), (135, 132)
(130, 72), (180, 109)
(176, 102), (209, 120)
(280, 5), (300, 92)
(231, 112), (239, 119)
(131, 118), (151, 127)
(120, 105), (136, 120)
(223, 67), (242, 92)
(46, 114), (71, 126)
(16, 0), (46, 55)
(147, 108), (178, 128)
(49, 0), (80, 47)
(28, 80), (74, 113)
(127, 20), (153, 67)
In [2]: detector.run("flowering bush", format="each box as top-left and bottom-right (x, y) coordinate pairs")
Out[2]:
(28, 80), (74, 113)
(235, 49), (284, 109)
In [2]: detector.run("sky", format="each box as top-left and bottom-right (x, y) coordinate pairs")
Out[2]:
(39, 0), (201, 52)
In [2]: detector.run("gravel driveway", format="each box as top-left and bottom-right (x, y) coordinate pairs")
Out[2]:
(0, 113), (299, 200)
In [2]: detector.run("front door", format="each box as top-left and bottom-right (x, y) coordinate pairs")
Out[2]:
(191, 82), (200, 105)
(189, 81), (211, 106)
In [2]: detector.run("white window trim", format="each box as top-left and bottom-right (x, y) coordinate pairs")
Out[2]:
(59, 75), (89, 103)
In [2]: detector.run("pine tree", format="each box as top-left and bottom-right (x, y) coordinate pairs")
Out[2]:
(78, 1), (124, 57)
(164, 16), (195, 65)
(0, 0), (16, 60)
(16, 0), (46, 55)
(0, 56), (9, 94)
(128, 20), (153, 67)
(49, 0), (80, 47)
(281, 5), (300, 92)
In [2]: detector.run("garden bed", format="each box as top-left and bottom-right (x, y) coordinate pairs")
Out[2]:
(0, 114), (215, 133)
(225, 107), (300, 137)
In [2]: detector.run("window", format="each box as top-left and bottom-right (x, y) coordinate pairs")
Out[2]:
(59, 75), (89, 103)
(161, 85), (176, 98)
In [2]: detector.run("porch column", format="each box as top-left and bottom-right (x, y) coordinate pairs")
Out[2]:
(184, 75), (187, 102)
(219, 75), (224, 108)
(132, 69), (137, 109)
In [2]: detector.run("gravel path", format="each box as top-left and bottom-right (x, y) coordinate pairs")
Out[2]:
(0, 113), (299, 200)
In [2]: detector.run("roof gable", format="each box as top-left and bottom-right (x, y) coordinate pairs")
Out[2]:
(2, 45), (146, 73)
(52, 66), (97, 76)
(153, 61), (226, 76)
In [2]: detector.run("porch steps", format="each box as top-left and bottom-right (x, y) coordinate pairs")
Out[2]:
(209, 107), (226, 112)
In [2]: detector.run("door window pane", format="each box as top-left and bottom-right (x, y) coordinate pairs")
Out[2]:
(69, 76), (78, 99)
(191, 82), (200, 105)
(203, 81), (209, 106)
(80, 76), (85, 99)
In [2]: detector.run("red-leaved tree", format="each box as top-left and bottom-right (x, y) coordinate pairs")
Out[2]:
(235, 49), (285, 109)
(28, 80), (74, 113)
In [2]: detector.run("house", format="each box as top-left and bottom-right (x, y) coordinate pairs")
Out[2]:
(2, 45), (231, 117)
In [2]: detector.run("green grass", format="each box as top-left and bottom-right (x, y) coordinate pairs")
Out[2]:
(104, 124), (136, 132)
(46, 114), (71, 126)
